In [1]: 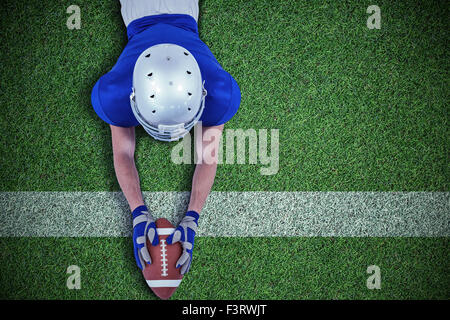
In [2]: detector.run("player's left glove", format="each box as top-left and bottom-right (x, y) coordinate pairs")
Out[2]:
(132, 205), (159, 270)
(166, 211), (199, 275)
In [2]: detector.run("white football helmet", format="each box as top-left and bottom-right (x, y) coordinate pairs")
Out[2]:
(130, 43), (207, 141)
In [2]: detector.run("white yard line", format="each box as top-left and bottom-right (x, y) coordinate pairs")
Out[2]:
(0, 191), (448, 237)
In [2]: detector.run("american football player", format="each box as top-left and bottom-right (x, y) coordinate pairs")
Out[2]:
(91, 0), (241, 275)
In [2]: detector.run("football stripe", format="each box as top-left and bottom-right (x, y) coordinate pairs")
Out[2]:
(146, 279), (182, 288)
(157, 228), (175, 235)
(0, 191), (448, 237)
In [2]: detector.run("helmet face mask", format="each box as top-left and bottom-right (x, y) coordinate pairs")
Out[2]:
(130, 44), (207, 142)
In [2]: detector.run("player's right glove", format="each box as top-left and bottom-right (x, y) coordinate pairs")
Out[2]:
(166, 211), (199, 275)
(132, 205), (159, 270)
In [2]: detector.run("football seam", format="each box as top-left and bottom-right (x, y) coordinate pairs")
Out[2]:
(160, 239), (168, 277)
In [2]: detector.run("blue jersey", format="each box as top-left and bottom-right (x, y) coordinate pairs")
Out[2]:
(91, 14), (241, 127)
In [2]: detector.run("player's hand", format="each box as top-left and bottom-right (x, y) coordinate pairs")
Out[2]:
(166, 211), (199, 275)
(132, 205), (159, 270)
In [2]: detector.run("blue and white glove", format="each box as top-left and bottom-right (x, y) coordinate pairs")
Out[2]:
(166, 211), (199, 275)
(132, 205), (159, 270)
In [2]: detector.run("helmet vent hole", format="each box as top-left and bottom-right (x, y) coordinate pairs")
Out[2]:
(188, 107), (191, 111)
(147, 72), (153, 77)
(186, 70), (191, 75)
(145, 53), (151, 58)
(152, 110), (156, 113)
(150, 94), (155, 98)
(184, 52), (189, 56)
(188, 92), (192, 96)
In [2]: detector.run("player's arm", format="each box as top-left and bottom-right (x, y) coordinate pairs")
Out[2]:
(167, 124), (224, 274)
(188, 124), (224, 213)
(110, 124), (158, 269)
(110, 124), (144, 212)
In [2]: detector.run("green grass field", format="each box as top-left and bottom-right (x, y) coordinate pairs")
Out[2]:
(1, 237), (449, 299)
(0, 0), (448, 300)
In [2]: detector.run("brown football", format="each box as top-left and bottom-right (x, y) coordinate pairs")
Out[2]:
(142, 218), (183, 300)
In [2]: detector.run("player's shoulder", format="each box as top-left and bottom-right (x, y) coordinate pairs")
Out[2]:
(200, 67), (241, 127)
(185, 39), (241, 126)
(91, 67), (138, 127)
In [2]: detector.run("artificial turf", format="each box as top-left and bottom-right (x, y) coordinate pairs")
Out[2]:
(0, 237), (448, 300)
(0, 0), (448, 300)
(0, 0), (448, 192)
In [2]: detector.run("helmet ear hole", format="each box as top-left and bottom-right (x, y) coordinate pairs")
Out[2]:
(145, 53), (151, 58)
(188, 107), (191, 111)
(188, 92), (192, 96)
(147, 72), (153, 77)
(152, 110), (156, 113)
(150, 94), (155, 98)
(186, 70), (191, 75)
(184, 52), (189, 56)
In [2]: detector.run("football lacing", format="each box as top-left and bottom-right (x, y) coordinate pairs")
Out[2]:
(160, 239), (168, 277)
